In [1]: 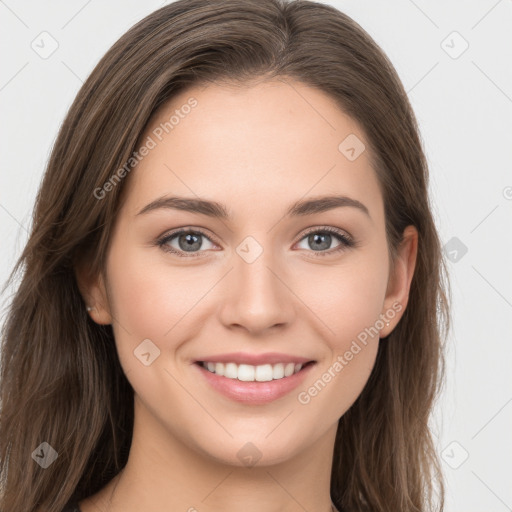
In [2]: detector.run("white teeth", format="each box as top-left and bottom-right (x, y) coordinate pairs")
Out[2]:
(224, 362), (238, 379)
(214, 362), (224, 376)
(202, 361), (307, 381)
(284, 362), (295, 377)
(255, 364), (273, 382)
(273, 363), (285, 379)
(238, 364), (255, 381)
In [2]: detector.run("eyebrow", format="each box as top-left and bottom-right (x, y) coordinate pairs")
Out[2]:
(136, 194), (370, 219)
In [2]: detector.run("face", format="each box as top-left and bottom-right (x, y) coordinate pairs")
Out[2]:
(84, 78), (415, 467)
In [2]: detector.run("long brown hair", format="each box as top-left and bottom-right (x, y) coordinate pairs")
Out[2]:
(0, 1), (450, 510)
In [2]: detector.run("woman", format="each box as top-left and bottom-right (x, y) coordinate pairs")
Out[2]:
(0, 0), (450, 511)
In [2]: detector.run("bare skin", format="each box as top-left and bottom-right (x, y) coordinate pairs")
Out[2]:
(76, 77), (417, 512)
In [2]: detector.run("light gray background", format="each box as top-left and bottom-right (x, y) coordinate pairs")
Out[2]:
(1, 1), (511, 510)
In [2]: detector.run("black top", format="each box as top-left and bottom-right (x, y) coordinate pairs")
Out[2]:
(62, 500), (340, 511)
(62, 502), (81, 512)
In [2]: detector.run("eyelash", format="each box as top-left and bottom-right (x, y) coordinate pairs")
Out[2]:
(156, 226), (356, 259)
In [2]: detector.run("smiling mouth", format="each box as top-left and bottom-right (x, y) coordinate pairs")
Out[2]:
(194, 360), (316, 382)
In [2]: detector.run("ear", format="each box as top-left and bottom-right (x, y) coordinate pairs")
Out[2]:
(74, 260), (113, 325)
(379, 225), (418, 338)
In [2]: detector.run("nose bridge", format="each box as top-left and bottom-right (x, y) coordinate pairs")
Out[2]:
(218, 234), (295, 333)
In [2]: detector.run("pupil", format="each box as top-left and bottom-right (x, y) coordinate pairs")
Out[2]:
(310, 233), (330, 251)
(180, 233), (200, 251)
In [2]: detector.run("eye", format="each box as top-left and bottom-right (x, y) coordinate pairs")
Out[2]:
(156, 226), (356, 258)
(157, 228), (216, 258)
(294, 226), (355, 257)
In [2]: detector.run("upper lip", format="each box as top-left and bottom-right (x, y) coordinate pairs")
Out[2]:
(194, 352), (315, 366)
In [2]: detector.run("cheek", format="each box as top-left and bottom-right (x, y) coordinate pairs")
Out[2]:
(291, 251), (387, 409)
(105, 243), (210, 367)
(295, 267), (384, 417)
(291, 250), (389, 345)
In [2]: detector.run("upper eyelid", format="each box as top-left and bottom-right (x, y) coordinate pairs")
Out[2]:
(160, 226), (221, 246)
(300, 225), (351, 239)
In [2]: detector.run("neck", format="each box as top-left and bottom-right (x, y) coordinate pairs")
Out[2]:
(84, 395), (339, 512)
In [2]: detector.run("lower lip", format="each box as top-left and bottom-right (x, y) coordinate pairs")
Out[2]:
(194, 362), (316, 405)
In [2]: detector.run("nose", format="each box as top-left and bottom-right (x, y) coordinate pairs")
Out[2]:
(217, 245), (296, 335)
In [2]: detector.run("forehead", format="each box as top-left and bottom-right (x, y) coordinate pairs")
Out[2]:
(121, 78), (384, 223)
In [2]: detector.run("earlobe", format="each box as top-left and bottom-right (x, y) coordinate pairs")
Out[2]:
(86, 302), (112, 325)
(379, 225), (418, 338)
(74, 262), (113, 325)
